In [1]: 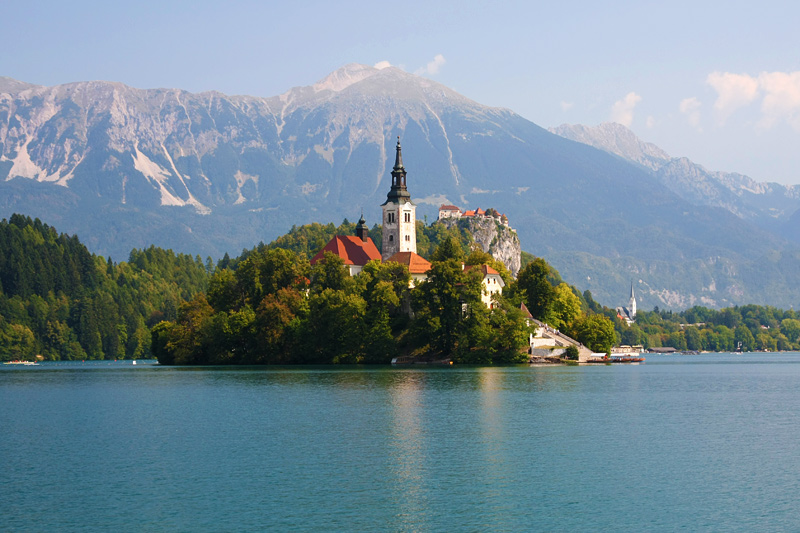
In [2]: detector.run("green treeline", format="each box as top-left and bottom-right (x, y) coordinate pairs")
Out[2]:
(0, 214), (209, 361)
(618, 306), (800, 352)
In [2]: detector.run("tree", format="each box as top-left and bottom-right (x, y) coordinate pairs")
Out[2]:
(547, 283), (582, 330)
(780, 318), (800, 343)
(430, 235), (465, 263)
(309, 252), (353, 294)
(299, 288), (367, 363)
(734, 325), (756, 352)
(254, 287), (307, 363)
(412, 258), (477, 357)
(684, 327), (702, 351)
(236, 248), (309, 303)
(564, 345), (579, 361)
(164, 294), (215, 365)
(517, 258), (555, 321)
(571, 314), (616, 354)
(207, 268), (241, 311)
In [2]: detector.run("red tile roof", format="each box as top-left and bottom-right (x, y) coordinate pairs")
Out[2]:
(464, 264), (500, 277)
(439, 204), (461, 211)
(386, 251), (432, 274)
(310, 236), (381, 266)
(463, 210), (476, 217)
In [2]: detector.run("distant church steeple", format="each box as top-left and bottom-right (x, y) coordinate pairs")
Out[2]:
(381, 137), (416, 260)
(629, 281), (637, 320)
(386, 137), (411, 203)
(356, 212), (369, 242)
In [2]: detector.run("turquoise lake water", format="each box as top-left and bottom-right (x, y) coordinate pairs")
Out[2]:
(2, 353), (800, 531)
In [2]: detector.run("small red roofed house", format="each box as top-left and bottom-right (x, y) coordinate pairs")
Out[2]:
(462, 209), (476, 217)
(464, 264), (505, 308)
(386, 251), (432, 286)
(310, 215), (381, 276)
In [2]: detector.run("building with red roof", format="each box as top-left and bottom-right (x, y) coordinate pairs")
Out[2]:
(310, 215), (381, 276)
(386, 251), (432, 286)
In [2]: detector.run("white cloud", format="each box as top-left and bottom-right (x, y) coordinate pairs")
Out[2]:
(646, 116), (656, 129)
(679, 97), (702, 129)
(414, 54), (446, 76)
(373, 61), (392, 70)
(704, 70), (800, 132)
(610, 92), (642, 127)
(706, 72), (759, 122)
(757, 71), (800, 131)
(560, 100), (574, 111)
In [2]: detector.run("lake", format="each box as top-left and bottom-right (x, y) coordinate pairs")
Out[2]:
(2, 353), (800, 531)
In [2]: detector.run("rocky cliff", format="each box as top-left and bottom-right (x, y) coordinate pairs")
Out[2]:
(438, 217), (521, 276)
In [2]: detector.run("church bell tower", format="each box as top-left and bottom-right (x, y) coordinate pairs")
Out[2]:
(381, 137), (417, 260)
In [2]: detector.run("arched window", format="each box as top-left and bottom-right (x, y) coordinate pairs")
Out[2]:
(389, 235), (394, 242)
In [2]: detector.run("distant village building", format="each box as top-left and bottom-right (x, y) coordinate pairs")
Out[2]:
(381, 138), (417, 261)
(437, 204), (510, 227)
(437, 205), (461, 220)
(616, 282), (637, 325)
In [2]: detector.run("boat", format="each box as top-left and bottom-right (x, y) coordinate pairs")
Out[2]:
(609, 345), (645, 362)
(609, 354), (646, 363)
(3, 360), (39, 365)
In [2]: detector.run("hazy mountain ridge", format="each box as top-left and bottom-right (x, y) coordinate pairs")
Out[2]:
(2, 66), (800, 310)
(549, 122), (800, 225)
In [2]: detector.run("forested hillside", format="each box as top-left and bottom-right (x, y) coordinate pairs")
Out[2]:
(0, 215), (209, 360)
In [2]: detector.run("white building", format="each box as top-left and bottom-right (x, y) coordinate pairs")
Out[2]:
(464, 264), (505, 309)
(616, 281), (637, 325)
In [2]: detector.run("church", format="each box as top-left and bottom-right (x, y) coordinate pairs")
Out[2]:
(311, 137), (431, 278)
(616, 282), (637, 325)
(310, 137), (502, 305)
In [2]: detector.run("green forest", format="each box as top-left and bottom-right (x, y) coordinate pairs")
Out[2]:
(3, 214), (800, 363)
(0, 214), (208, 360)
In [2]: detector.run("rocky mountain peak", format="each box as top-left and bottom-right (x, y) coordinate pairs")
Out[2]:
(549, 122), (671, 171)
(0, 77), (42, 95)
(311, 63), (381, 93)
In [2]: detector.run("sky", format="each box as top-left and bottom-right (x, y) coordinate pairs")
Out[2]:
(4, 0), (800, 184)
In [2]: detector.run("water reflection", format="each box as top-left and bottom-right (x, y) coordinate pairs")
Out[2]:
(387, 372), (429, 530)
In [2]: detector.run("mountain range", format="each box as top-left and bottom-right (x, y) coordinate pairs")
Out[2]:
(2, 64), (800, 310)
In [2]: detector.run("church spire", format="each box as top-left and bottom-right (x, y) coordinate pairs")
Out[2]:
(384, 136), (411, 203)
(394, 136), (404, 172)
